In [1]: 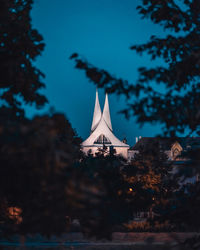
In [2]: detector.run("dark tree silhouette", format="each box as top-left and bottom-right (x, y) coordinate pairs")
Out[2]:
(70, 0), (200, 137)
(0, 111), (81, 236)
(66, 150), (132, 239)
(0, 0), (83, 237)
(164, 147), (200, 233)
(123, 140), (177, 230)
(70, 1), (200, 244)
(2, 0), (200, 243)
(0, 0), (47, 116)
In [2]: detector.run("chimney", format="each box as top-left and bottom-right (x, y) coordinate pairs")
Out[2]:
(139, 136), (142, 140)
(136, 137), (138, 143)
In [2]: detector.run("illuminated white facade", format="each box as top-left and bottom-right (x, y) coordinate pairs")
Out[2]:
(82, 90), (129, 158)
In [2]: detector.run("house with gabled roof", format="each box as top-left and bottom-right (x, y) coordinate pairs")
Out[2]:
(128, 137), (200, 162)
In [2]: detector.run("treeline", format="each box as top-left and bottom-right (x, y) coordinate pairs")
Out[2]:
(0, 112), (199, 238)
(1, 0), (200, 244)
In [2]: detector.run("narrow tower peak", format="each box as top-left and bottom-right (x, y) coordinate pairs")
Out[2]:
(91, 89), (102, 132)
(82, 90), (129, 159)
(102, 93), (112, 131)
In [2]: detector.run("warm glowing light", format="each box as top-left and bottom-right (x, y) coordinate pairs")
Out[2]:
(8, 207), (22, 224)
(129, 188), (133, 192)
(118, 190), (122, 195)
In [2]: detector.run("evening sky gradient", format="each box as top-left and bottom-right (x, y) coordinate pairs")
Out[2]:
(29, 0), (166, 146)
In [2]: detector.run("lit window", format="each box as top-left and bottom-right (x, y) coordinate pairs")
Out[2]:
(94, 134), (111, 144)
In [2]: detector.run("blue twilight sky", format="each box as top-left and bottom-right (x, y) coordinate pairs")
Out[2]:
(29, 0), (166, 146)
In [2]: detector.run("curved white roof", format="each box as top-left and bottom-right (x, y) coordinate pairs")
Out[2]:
(91, 89), (102, 132)
(102, 93), (112, 131)
(82, 116), (129, 147)
(82, 90), (129, 148)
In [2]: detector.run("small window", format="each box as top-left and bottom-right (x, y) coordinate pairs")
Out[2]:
(173, 148), (180, 158)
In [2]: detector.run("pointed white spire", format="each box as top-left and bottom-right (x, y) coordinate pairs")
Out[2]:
(91, 89), (102, 132)
(82, 90), (129, 158)
(102, 93), (112, 131)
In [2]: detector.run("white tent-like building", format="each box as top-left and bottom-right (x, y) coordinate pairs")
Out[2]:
(82, 90), (129, 158)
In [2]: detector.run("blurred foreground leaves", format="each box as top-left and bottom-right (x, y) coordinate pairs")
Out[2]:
(0, 108), (81, 236)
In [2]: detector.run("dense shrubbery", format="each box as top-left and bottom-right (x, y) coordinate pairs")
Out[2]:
(1, 0), (200, 245)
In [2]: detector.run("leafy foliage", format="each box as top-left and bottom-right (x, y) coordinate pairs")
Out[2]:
(66, 150), (132, 239)
(70, 2), (200, 239)
(2, 0), (200, 242)
(0, 0), (47, 116)
(0, 0), (85, 238)
(0, 110), (81, 236)
(70, 0), (200, 136)
(124, 140), (177, 227)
